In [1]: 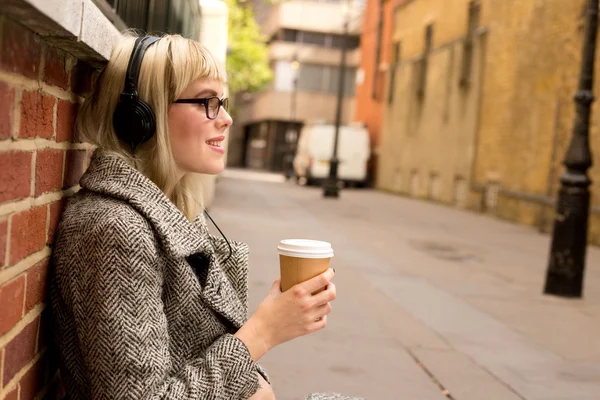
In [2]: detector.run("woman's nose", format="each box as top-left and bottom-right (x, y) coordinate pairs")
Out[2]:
(219, 109), (233, 128)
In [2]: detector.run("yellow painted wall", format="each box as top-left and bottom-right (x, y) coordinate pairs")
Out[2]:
(379, 0), (600, 245)
(474, 0), (600, 245)
(379, 0), (483, 208)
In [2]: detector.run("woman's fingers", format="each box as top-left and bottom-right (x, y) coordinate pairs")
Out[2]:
(312, 282), (336, 306)
(311, 302), (333, 322)
(300, 268), (335, 295)
(312, 314), (328, 329)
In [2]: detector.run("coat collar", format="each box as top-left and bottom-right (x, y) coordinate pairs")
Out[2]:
(80, 151), (248, 328)
(80, 151), (206, 259)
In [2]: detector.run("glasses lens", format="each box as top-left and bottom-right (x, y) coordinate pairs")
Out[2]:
(207, 97), (220, 118)
(222, 98), (229, 112)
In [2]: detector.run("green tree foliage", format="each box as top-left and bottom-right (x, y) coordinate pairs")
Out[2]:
(226, 0), (273, 93)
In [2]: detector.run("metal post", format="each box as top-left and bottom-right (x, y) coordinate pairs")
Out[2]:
(544, 0), (597, 298)
(323, 7), (350, 198)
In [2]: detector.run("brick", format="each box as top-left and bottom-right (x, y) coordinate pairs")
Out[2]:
(10, 206), (47, 265)
(3, 317), (39, 385)
(35, 149), (64, 196)
(0, 220), (7, 268)
(0, 18), (43, 80)
(0, 151), (33, 204)
(42, 45), (69, 90)
(0, 81), (14, 139)
(19, 354), (45, 400)
(70, 60), (97, 97)
(48, 199), (66, 246)
(56, 100), (77, 142)
(64, 150), (86, 188)
(19, 91), (55, 139)
(4, 386), (19, 400)
(0, 275), (25, 336)
(25, 259), (49, 314)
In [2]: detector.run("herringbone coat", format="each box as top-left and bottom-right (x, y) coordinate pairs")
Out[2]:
(50, 151), (268, 399)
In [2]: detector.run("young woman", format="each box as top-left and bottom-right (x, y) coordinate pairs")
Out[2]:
(49, 34), (339, 399)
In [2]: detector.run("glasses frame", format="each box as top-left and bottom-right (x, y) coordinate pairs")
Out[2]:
(173, 96), (229, 120)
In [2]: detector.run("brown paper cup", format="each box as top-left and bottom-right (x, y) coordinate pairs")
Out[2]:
(277, 239), (334, 293)
(279, 255), (331, 293)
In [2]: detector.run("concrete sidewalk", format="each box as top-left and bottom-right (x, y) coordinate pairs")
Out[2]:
(210, 169), (600, 400)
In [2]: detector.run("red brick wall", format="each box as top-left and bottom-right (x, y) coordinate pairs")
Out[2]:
(0, 15), (98, 400)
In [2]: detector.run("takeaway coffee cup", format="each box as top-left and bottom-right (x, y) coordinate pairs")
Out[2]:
(277, 239), (334, 293)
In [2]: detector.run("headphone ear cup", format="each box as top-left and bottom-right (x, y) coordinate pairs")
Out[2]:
(112, 99), (156, 150)
(131, 99), (156, 147)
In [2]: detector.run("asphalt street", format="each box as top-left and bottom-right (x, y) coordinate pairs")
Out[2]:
(207, 169), (600, 400)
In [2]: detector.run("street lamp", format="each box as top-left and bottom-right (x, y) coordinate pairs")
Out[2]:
(323, 0), (351, 198)
(284, 55), (300, 179)
(544, 0), (598, 298)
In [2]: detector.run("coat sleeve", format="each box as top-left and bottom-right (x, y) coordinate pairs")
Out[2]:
(255, 363), (270, 384)
(56, 212), (261, 400)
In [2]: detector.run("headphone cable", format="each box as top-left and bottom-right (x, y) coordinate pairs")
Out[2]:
(203, 210), (233, 265)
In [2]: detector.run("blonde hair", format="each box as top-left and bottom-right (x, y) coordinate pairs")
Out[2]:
(77, 32), (226, 221)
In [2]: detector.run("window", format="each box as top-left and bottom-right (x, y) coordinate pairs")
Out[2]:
(291, 63), (357, 96)
(330, 34), (360, 50)
(328, 66), (357, 96)
(271, 29), (359, 49)
(460, 1), (480, 87)
(345, 68), (357, 96)
(298, 64), (326, 92)
(283, 29), (298, 42)
(372, 0), (385, 100)
(300, 31), (328, 46)
(417, 24), (434, 99)
(388, 42), (401, 104)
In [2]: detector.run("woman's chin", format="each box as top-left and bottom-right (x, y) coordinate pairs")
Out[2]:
(200, 161), (225, 175)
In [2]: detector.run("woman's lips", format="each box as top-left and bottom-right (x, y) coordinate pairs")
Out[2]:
(206, 136), (225, 154)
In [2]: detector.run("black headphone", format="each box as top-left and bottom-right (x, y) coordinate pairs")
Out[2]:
(113, 36), (161, 152)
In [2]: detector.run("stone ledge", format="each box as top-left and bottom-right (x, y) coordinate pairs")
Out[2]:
(0, 0), (121, 65)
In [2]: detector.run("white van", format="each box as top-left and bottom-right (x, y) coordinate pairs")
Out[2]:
(293, 123), (370, 187)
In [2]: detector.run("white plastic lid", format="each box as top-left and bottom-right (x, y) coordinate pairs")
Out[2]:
(277, 239), (334, 258)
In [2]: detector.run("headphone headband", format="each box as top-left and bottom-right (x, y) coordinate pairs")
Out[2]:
(122, 36), (161, 100)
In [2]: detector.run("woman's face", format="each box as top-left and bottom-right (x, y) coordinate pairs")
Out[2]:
(168, 78), (232, 176)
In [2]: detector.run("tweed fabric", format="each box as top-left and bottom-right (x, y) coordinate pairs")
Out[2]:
(50, 151), (267, 399)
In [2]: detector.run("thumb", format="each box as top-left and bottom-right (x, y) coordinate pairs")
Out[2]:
(270, 279), (282, 295)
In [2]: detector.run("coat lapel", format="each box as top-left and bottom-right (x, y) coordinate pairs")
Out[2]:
(80, 151), (247, 328)
(192, 248), (248, 329)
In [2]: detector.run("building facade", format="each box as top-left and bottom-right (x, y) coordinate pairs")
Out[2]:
(353, 0), (407, 184)
(228, 0), (364, 172)
(377, 0), (600, 245)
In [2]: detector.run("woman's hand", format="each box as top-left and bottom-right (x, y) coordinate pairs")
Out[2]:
(257, 268), (337, 347)
(235, 268), (336, 361)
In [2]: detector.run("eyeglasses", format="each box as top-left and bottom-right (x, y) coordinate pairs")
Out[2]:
(173, 96), (229, 120)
